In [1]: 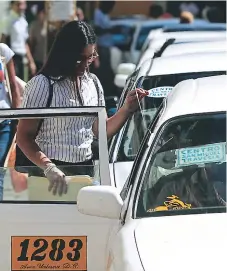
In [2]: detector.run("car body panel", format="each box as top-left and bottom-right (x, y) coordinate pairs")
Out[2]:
(112, 75), (227, 270)
(0, 107), (113, 271)
(135, 213), (227, 271)
(162, 40), (227, 57)
(141, 30), (226, 57)
(163, 22), (226, 32)
(155, 74), (227, 128)
(109, 220), (143, 271)
(139, 51), (227, 76)
(139, 40), (227, 67)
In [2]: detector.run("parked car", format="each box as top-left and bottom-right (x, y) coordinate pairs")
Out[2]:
(110, 18), (143, 62)
(129, 19), (179, 63)
(78, 75), (227, 271)
(137, 38), (227, 69)
(141, 29), (226, 59)
(110, 51), (227, 190)
(163, 22), (226, 32)
(162, 39), (227, 57)
(115, 31), (226, 89)
(130, 19), (210, 64)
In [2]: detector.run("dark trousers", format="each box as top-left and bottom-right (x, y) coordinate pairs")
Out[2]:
(0, 120), (13, 167)
(13, 54), (24, 80)
(0, 120), (13, 200)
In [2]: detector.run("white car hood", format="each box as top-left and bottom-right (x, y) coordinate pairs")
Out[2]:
(135, 213), (227, 271)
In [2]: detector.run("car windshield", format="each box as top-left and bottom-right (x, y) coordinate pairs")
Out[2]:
(163, 28), (226, 33)
(136, 113), (226, 218)
(117, 71), (226, 163)
(136, 25), (164, 51)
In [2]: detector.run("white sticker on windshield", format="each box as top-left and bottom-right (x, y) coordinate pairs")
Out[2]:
(175, 142), (226, 167)
(148, 86), (173, 98)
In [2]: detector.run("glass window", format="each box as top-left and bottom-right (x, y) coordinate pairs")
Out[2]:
(137, 113), (226, 217)
(136, 25), (163, 51)
(117, 68), (140, 109)
(112, 25), (136, 51)
(117, 71), (226, 163)
(0, 114), (104, 203)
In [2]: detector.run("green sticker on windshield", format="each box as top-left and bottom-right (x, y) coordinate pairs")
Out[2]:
(175, 142), (226, 167)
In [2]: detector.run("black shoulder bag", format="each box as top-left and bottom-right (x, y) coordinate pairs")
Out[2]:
(15, 77), (54, 173)
(90, 73), (102, 160)
(90, 73), (101, 105)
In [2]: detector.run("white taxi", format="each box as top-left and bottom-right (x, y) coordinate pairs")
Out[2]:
(110, 51), (227, 190)
(115, 31), (226, 89)
(78, 75), (227, 271)
(137, 39), (227, 69)
(141, 30), (226, 58)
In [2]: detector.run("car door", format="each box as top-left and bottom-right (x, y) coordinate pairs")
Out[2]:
(0, 107), (116, 271)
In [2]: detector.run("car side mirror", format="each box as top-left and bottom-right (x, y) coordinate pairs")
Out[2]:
(116, 63), (136, 75)
(114, 74), (128, 89)
(77, 186), (123, 219)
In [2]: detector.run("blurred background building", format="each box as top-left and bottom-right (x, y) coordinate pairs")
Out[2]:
(0, 0), (226, 84)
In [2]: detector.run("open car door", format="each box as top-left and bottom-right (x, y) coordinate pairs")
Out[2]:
(0, 107), (115, 271)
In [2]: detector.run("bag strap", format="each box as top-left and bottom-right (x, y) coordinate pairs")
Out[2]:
(90, 73), (101, 106)
(36, 76), (54, 134)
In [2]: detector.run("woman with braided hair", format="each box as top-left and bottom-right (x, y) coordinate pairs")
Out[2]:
(16, 20), (148, 196)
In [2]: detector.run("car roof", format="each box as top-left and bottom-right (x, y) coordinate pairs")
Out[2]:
(162, 40), (227, 57)
(147, 30), (226, 41)
(137, 18), (208, 27)
(138, 40), (227, 67)
(163, 23), (226, 32)
(137, 18), (179, 28)
(156, 75), (227, 127)
(138, 51), (227, 76)
(110, 15), (147, 20)
(110, 18), (143, 26)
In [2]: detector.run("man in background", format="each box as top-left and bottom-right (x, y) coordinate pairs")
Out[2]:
(180, 11), (194, 24)
(179, 1), (199, 17)
(1, 0), (36, 80)
(93, 1), (116, 97)
(76, 7), (85, 21)
(149, 4), (173, 19)
(29, 4), (47, 72)
(149, 4), (164, 19)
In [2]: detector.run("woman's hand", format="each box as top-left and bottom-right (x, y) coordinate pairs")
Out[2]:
(123, 88), (148, 114)
(44, 164), (68, 196)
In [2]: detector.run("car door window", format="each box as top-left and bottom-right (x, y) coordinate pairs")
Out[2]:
(109, 69), (140, 161)
(116, 76), (164, 163)
(118, 69), (140, 108)
(1, 108), (110, 203)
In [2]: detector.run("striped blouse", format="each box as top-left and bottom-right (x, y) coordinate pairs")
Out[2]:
(21, 73), (105, 163)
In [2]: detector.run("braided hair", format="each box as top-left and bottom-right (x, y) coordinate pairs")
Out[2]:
(40, 21), (96, 78)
